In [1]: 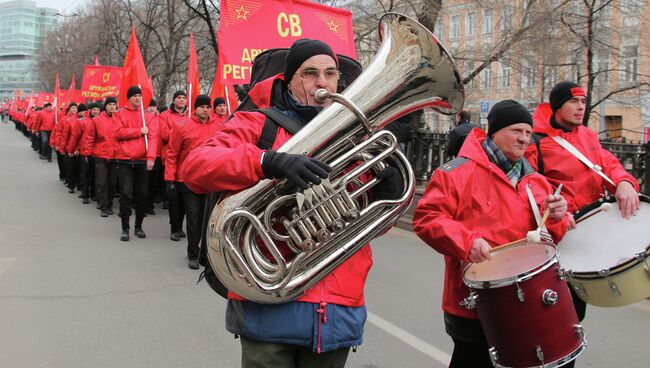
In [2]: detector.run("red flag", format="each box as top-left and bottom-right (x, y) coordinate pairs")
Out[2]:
(54, 73), (61, 110)
(187, 33), (200, 115)
(210, 57), (238, 115)
(119, 26), (153, 108)
(218, 0), (355, 84)
(64, 74), (77, 107)
(94, 55), (100, 66)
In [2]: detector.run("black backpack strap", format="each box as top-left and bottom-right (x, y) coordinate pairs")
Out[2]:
(531, 133), (547, 174)
(255, 107), (303, 149)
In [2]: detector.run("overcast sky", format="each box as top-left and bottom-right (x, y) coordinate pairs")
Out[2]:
(24, 0), (87, 13)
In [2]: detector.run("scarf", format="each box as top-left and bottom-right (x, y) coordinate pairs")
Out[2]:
(482, 136), (523, 187)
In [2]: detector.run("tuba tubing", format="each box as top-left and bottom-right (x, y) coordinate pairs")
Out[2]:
(206, 12), (465, 303)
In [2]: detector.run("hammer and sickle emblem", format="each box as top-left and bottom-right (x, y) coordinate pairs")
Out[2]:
(102, 72), (110, 83)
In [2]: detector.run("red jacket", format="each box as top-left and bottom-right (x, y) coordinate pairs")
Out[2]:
(27, 112), (38, 131)
(50, 120), (64, 150)
(181, 74), (372, 307)
(413, 129), (569, 319)
(77, 118), (94, 156)
(158, 107), (187, 163)
(165, 115), (222, 182)
(64, 116), (82, 154)
(37, 109), (56, 131)
(113, 104), (158, 161)
(83, 111), (117, 160)
(525, 103), (639, 213)
(55, 114), (76, 153)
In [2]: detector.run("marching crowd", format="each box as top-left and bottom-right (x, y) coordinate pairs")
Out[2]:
(2, 88), (229, 271)
(0, 34), (644, 368)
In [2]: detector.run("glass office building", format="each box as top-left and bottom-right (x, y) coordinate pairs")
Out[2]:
(0, 0), (58, 101)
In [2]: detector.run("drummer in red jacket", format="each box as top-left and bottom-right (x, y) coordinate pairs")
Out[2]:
(114, 86), (158, 241)
(165, 94), (222, 269)
(413, 100), (570, 367)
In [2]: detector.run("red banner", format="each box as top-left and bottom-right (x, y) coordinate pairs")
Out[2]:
(37, 92), (55, 106)
(218, 0), (355, 85)
(81, 65), (122, 101)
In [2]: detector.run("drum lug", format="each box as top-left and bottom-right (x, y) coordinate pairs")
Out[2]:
(488, 347), (499, 366)
(574, 324), (585, 340)
(515, 281), (525, 302)
(536, 345), (545, 366)
(459, 291), (478, 310)
(557, 267), (567, 281)
(635, 251), (650, 277)
(573, 283), (588, 299)
(542, 289), (559, 306)
(598, 269), (621, 296)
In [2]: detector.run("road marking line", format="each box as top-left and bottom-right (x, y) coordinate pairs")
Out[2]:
(367, 311), (451, 365)
(0, 257), (15, 276)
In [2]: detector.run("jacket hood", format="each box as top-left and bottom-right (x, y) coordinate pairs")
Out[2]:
(457, 128), (491, 169)
(532, 102), (559, 136)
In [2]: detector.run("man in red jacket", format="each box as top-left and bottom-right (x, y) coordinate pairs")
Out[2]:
(413, 100), (569, 367)
(84, 97), (119, 217)
(37, 103), (56, 161)
(78, 103), (101, 204)
(61, 103), (83, 193)
(159, 90), (188, 241)
(114, 86), (158, 241)
(165, 94), (221, 269)
(210, 97), (228, 124)
(180, 39), (403, 368)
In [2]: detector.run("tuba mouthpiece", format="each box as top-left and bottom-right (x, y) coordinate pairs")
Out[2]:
(314, 89), (330, 103)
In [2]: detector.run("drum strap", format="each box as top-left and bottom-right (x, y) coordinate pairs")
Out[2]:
(551, 136), (616, 186)
(525, 184), (547, 231)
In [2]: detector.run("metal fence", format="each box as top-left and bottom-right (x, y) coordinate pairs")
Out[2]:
(406, 129), (650, 194)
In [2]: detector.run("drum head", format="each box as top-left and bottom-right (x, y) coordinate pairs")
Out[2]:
(559, 197), (650, 272)
(464, 242), (556, 287)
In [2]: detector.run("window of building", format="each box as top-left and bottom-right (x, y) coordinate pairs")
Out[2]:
(482, 10), (494, 34)
(434, 17), (445, 41)
(521, 61), (536, 88)
(595, 49), (609, 85)
(605, 115), (622, 139)
(499, 62), (511, 88)
(543, 66), (557, 89)
(450, 15), (460, 40)
(480, 66), (492, 90)
(466, 12), (476, 36)
(501, 6), (512, 30)
(621, 46), (638, 82)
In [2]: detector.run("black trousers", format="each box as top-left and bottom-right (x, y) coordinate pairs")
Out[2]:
(177, 182), (206, 260)
(168, 178), (186, 233)
(65, 155), (80, 190)
(147, 157), (164, 210)
(95, 158), (118, 210)
(31, 131), (41, 151)
(79, 156), (95, 199)
(56, 151), (66, 180)
(40, 131), (52, 159)
(117, 163), (149, 220)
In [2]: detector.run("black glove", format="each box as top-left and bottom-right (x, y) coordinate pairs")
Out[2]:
(261, 151), (332, 190)
(374, 166), (405, 200)
(166, 181), (176, 196)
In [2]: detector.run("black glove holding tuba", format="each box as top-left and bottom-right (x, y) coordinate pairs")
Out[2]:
(261, 151), (332, 190)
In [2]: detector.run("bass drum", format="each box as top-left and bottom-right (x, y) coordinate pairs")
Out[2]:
(558, 195), (650, 307)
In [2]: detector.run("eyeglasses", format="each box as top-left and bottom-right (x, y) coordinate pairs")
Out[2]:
(298, 68), (341, 82)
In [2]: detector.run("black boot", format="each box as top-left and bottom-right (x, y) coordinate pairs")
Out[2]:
(120, 216), (130, 241)
(134, 216), (146, 239)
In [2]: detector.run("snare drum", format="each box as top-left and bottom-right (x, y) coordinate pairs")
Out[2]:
(558, 195), (650, 307)
(463, 241), (586, 368)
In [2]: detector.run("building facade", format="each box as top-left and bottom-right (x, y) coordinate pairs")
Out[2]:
(0, 0), (58, 101)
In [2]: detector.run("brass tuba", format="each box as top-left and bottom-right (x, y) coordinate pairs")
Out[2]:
(206, 13), (464, 303)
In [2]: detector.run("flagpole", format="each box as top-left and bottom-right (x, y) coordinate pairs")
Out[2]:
(188, 83), (192, 117)
(224, 87), (232, 115)
(138, 83), (149, 151)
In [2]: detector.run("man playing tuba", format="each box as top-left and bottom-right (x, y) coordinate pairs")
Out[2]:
(181, 39), (403, 368)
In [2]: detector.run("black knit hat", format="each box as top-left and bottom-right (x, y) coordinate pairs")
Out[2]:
(194, 94), (212, 109)
(149, 98), (157, 107)
(44, 102), (52, 108)
(213, 97), (225, 108)
(549, 81), (586, 112)
(77, 103), (87, 113)
(88, 102), (101, 110)
(126, 86), (142, 99)
(487, 100), (533, 137)
(173, 90), (186, 100)
(283, 38), (338, 85)
(104, 97), (117, 107)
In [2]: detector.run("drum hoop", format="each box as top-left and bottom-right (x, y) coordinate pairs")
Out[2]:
(566, 246), (650, 279)
(464, 243), (558, 289)
(491, 336), (586, 368)
(573, 193), (649, 222)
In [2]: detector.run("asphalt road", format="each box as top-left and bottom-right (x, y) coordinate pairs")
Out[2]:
(1, 121), (649, 367)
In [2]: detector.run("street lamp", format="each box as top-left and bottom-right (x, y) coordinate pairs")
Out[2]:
(55, 12), (78, 18)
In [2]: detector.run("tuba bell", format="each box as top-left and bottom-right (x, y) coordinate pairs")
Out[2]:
(206, 13), (465, 303)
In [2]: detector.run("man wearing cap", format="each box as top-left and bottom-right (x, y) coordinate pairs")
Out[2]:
(159, 90), (188, 241)
(413, 100), (570, 367)
(210, 97), (228, 124)
(145, 98), (163, 215)
(61, 103), (84, 194)
(84, 97), (118, 217)
(181, 38), (403, 367)
(51, 103), (77, 184)
(36, 102), (56, 161)
(78, 103), (101, 204)
(114, 86), (158, 241)
(526, 81), (639, 218)
(165, 94), (221, 269)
